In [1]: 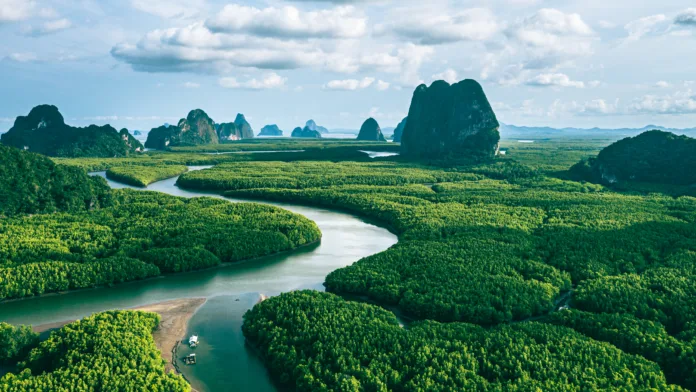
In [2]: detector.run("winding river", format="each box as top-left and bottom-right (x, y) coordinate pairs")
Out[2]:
(0, 166), (398, 391)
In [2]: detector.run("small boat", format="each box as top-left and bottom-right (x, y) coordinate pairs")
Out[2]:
(188, 335), (199, 348)
(183, 353), (196, 365)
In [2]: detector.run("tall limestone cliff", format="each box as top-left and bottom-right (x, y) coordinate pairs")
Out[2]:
(234, 114), (255, 139)
(401, 80), (500, 159)
(145, 109), (218, 149)
(356, 118), (386, 141)
(393, 117), (407, 143)
(1, 105), (142, 157)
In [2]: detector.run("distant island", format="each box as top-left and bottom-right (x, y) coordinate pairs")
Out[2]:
(305, 120), (329, 134)
(356, 118), (386, 141)
(291, 126), (322, 138)
(571, 130), (696, 185)
(1, 105), (143, 157)
(259, 124), (283, 137)
(401, 79), (500, 159)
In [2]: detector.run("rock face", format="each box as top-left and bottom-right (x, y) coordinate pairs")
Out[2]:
(306, 120), (329, 134)
(393, 117), (407, 143)
(119, 129), (143, 152)
(216, 123), (243, 141)
(1, 105), (143, 157)
(259, 125), (283, 136)
(401, 80), (500, 159)
(291, 126), (322, 138)
(570, 130), (696, 185)
(145, 109), (218, 149)
(357, 118), (386, 141)
(234, 114), (255, 139)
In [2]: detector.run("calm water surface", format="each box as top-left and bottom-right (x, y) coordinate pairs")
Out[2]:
(0, 166), (397, 392)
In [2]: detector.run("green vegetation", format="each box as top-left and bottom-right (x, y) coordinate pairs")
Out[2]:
(243, 290), (683, 391)
(0, 311), (189, 391)
(0, 190), (321, 300)
(0, 144), (111, 217)
(172, 151), (696, 390)
(0, 324), (39, 365)
(571, 130), (696, 186)
(106, 165), (188, 187)
(1, 105), (142, 157)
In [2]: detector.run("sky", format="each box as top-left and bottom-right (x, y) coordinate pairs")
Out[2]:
(1, 0), (696, 132)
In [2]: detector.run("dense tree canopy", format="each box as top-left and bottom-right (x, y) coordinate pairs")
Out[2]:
(0, 311), (190, 391)
(0, 189), (321, 300)
(0, 144), (111, 217)
(106, 165), (188, 187)
(570, 130), (696, 185)
(243, 291), (683, 391)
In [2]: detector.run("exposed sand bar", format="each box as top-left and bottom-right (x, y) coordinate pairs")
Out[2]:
(32, 298), (207, 375)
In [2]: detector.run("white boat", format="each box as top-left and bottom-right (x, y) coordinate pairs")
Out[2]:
(188, 335), (199, 348)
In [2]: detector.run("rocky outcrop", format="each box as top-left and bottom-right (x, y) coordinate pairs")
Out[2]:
(306, 120), (329, 134)
(393, 117), (407, 143)
(216, 122), (243, 141)
(291, 126), (322, 138)
(145, 109), (218, 149)
(1, 105), (143, 157)
(234, 114), (255, 139)
(401, 79), (500, 159)
(570, 130), (696, 185)
(119, 129), (144, 152)
(259, 125), (283, 137)
(357, 118), (386, 141)
(133, 130), (142, 136)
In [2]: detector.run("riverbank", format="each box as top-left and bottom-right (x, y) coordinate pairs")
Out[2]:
(33, 298), (206, 374)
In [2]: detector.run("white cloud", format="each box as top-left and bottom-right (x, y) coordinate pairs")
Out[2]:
(526, 73), (585, 88)
(22, 18), (72, 36)
(0, 0), (35, 22)
(219, 72), (287, 90)
(324, 77), (375, 90)
(207, 5), (367, 39)
(629, 89), (696, 114)
(598, 20), (616, 29)
(111, 18), (428, 77)
(588, 80), (602, 88)
(483, 9), (596, 86)
(130, 0), (206, 20)
(376, 80), (390, 91)
(432, 68), (458, 84)
(183, 82), (200, 88)
(5, 52), (38, 62)
(378, 8), (499, 45)
(655, 81), (670, 88)
(674, 8), (696, 26)
(624, 14), (668, 42)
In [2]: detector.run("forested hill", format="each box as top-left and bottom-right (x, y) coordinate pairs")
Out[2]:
(0, 144), (111, 217)
(1, 105), (143, 157)
(571, 130), (696, 185)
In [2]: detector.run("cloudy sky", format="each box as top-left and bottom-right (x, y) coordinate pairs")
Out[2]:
(1, 0), (696, 132)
